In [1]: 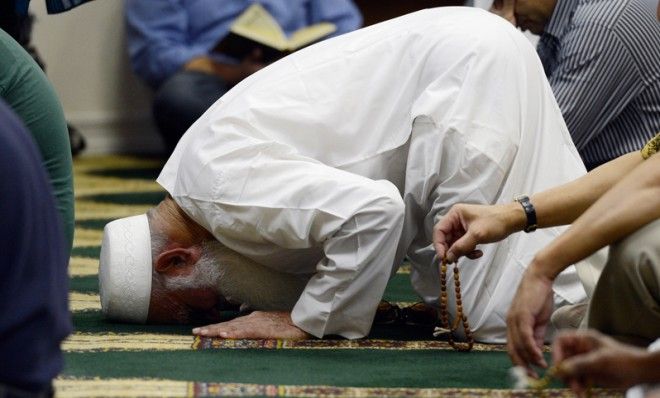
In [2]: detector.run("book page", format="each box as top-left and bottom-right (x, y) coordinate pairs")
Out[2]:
(288, 23), (337, 51)
(230, 3), (288, 51)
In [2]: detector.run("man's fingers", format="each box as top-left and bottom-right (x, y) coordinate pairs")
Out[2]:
(465, 250), (483, 260)
(552, 334), (571, 365)
(507, 321), (537, 377)
(433, 240), (449, 260)
(433, 217), (461, 259)
(193, 322), (261, 339)
(192, 314), (253, 337)
(532, 327), (548, 368)
(519, 320), (545, 368)
(446, 232), (479, 263)
(560, 352), (600, 379)
(193, 323), (233, 337)
(508, 313), (544, 375)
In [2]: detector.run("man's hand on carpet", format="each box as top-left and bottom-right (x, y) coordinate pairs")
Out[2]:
(192, 311), (311, 339)
(506, 267), (554, 376)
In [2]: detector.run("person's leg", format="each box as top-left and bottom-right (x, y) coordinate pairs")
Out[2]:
(0, 29), (74, 252)
(0, 98), (70, 396)
(153, 70), (229, 153)
(587, 218), (660, 346)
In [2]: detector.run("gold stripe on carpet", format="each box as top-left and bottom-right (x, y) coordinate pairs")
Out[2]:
(73, 155), (164, 172)
(75, 201), (154, 220)
(54, 378), (623, 398)
(396, 264), (411, 274)
(69, 257), (98, 277)
(69, 292), (101, 312)
(75, 176), (162, 197)
(55, 378), (188, 398)
(73, 228), (104, 248)
(62, 333), (194, 352)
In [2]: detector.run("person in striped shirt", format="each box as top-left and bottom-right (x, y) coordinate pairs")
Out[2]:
(491, 0), (660, 170)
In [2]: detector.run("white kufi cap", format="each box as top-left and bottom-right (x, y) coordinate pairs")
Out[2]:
(99, 214), (152, 323)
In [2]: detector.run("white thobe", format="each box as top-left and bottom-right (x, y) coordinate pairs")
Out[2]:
(158, 7), (587, 342)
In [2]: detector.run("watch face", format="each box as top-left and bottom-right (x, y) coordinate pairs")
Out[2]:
(514, 194), (529, 202)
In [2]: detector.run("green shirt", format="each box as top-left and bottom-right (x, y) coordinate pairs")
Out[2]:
(0, 29), (74, 252)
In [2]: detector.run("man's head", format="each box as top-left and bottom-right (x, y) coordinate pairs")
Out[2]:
(99, 196), (308, 325)
(490, 0), (559, 35)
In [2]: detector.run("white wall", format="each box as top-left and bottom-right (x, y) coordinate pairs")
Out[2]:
(31, 0), (164, 154)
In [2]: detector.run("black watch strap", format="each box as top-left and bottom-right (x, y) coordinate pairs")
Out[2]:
(514, 195), (537, 233)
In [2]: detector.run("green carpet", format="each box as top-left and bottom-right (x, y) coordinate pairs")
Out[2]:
(59, 155), (623, 397)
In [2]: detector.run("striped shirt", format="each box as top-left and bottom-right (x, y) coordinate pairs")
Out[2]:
(537, 0), (660, 169)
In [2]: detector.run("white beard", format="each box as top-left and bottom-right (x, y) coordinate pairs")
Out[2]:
(166, 240), (309, 312)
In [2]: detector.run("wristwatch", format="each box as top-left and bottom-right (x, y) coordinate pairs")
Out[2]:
(514, 195), (537, 233)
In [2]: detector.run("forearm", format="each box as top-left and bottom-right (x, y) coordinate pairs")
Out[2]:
(293, 186), (404, 338)
(532, 152), (643, 227)
(532, 153), (660, 278)
(484, 152), (643, 237)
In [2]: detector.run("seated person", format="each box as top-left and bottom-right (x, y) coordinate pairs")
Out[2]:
(491, 0), (660, 170)
(0, 29), (74, 252)
(125, 0), (363, 153)
(100, 7), (590, 342)
(438, 0), (660, 377)
(0, 98), (71, 398)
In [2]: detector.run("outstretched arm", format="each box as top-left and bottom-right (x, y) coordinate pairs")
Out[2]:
(434, 151), (643, 263)
(507, 152), (660, 372)
(527, 152), (660, 280)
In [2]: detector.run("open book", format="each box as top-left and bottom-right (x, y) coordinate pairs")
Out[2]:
(214, 3), (337, 63)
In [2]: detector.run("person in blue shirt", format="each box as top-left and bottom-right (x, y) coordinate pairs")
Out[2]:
(125, 0), (363, 153)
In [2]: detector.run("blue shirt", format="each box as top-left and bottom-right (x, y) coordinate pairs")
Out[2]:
(125, 0), (363, 87)
(537, 0), (660, 169)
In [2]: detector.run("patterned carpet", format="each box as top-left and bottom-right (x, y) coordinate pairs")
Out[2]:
(57, 155), (623, 397)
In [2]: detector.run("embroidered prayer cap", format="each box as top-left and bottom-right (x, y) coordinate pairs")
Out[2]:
(99, 214), (152, 323)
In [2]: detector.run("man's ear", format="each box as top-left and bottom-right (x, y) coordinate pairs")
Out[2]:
(154, 246), (202, 277)
(490, 0), (517, 26)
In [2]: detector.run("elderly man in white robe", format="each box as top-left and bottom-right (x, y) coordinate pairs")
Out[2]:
(99, 7), (589, 343)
